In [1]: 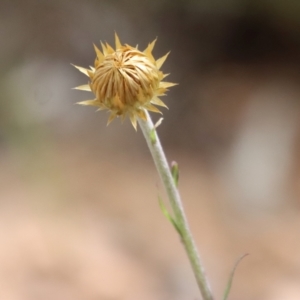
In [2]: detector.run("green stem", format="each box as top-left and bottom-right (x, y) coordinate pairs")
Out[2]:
(138, 111), (214, 300)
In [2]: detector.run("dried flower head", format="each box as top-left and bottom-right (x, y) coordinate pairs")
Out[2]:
(73, 33), (176, 129)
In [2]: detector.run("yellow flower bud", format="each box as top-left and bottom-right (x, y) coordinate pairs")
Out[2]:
(73, 33), (176, 129)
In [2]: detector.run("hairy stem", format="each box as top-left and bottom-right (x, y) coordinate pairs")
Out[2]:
(138, 111), (214, 300)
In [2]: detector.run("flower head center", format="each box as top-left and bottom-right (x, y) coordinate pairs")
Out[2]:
(112, 51), (124, 69)
(90, 47), (160, 113)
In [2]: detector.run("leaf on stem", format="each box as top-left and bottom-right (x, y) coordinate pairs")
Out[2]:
(158, 196), (181, 235)
(150, 118), (164, 144)
(223, 253), (249, 300)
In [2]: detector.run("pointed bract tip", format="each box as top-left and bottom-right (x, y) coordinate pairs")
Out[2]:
(114, 32), (122, 49)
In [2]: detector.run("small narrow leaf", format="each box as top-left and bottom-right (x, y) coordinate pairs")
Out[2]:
(158, 196), (181, 235)
(154, 118), (164, 129)
(223, 254), (249, 300)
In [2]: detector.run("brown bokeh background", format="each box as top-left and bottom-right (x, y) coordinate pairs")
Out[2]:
(1, 1), (300, 299)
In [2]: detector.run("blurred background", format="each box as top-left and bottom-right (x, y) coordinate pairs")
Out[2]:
(1, 0), (300, 299)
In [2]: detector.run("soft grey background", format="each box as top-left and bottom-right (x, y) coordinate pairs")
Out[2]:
(1, 1), (300, 299)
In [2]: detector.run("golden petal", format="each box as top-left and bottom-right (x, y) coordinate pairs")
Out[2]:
(137, 109), (147, 121)
(156, 52), (170, 70)
(87, 70), (94, 79)
(115, 32), (122, 49)
(145, 104), (162, 114)
(159, 82), (177, 89)
(112, 95), (124, 110)
(93, 44), (104, 63)
(143, 38), (157, 63)
(73, 84), (91, 91)
(157, 72), (164, 81)
(106, 42), (115, 54)
(144, 38), (157, 55)
(96, 106), (106, 111)
(124, 44), (134, 50)
(100, 41), (108, 55)
(107, 113), (117, 125)
(129, 114), (138, 130)
(155, 87), (167, 96)
(146, 53), (155, 64)
(71, 64), (90, 76)
(151, 96), (168, 108)
(135, 68), (150, 90)
(77, 99), (99, 106)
